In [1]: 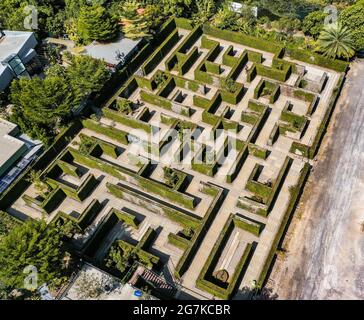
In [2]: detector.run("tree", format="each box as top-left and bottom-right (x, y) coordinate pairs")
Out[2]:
(272, 17), (301, 34)
(66, 54), (111, 102)
(212, 4), (238, 30)
(161, 0), (192, 17)
(317, 23), (356, 59)
(192, 0), (216, 24)
(0, 219), (68, 294)
(10, 54), (110, 143)
(340, 0), (364, 50)
(9, 75), (74, 143)
(73, 4), (118, 44)
(302, 11), (328, 39)
(119, 1), (162, 39)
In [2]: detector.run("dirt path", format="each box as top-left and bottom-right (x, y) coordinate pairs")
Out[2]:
(268, 59), (364, 300)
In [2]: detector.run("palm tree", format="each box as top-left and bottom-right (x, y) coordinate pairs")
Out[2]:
(317, 23), (355, 60)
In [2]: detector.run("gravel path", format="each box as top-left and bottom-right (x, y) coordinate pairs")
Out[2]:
(268, 59), (364, 300)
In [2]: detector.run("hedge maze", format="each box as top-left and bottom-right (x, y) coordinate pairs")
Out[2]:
(2, 17), (346, 299)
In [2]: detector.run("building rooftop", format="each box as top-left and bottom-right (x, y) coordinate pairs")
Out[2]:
(83, 35), (141, 67)
(0, 30), (35, 62)
(0, 119), (27, 177)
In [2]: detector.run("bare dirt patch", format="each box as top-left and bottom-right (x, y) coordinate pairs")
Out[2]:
(268, 59), (364, 300)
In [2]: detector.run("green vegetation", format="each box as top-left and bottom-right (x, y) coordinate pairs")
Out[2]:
(9, 55), (109, 144)
(70, 4), (118, 44)
(0, 219), (71, 296)
(317, 23), (355, 59)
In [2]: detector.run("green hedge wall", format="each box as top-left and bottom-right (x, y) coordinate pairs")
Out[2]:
(106, 182), (201, 230)
(113, 208), (139, 228)
(233, 215), (262, 236)
(175, 17), (194, 30)
(142, 29), (180, 75)
(248, 144), (269, 160)
(227, 144), (249, 183)
(135, 76), (155, 91)
(168, 233), (191, 250)
(220, 84), (245, 104)
(286, 47), (348, 72)
(256, 64), (291, 82)
(46, 174), (98, 202)
(103, 107), (152, 133)
(82, 119), (129, 145)
(196, 214), (253, 299)
(257, 162), (310, 288)
(203, 24), (283, 55)
(175, 184), (225, 277)
(247, 50), (263, 63)
(140, 90), (191, 116)
(222, 45), (238, 67)
(178, 46), (199, 75)
(57, 160), (80, 177)
(205, 61), (221, 75)
(53, 199), (103, 231)
(241, 112), (259, 125)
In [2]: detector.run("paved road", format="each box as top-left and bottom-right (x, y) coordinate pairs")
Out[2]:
(269, 59), (364, 300)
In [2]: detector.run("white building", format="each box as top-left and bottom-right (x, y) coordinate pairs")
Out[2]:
(82, 35), (142, 69)
(0, 119), (28, 177)
(0, 30), (39, 91)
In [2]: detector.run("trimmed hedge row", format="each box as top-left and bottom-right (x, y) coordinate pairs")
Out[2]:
(245, 165), (272, 204)
(46, 174), (98, 202)
(205, 61), (221, 75)
(102, 107), (152, 133)
(227, 143), (249, 183)
(178, 46), (199, 75)
(23, 187), (66, 214)
(82, 119), (129, 145)
(307, 75), (345, 158)
(175, 183), (225, 277)
(106, 182), (201, 230)
(135, 76), (155, 91)
(227, 51), (248, 81)
(248, 100), (267, 114)
(80, 134), (120, 159)
(196, 214), (253, 299)
(256, 63), (291, 82)
(168, 233), (191, 250)
(142, 29), (180, 75)
(257, 162), (310, 288)
(203, 24), (283, 55)
(241, 112), (259, 125)
(140, 90), (191, 117)
(165, 25), (202, 71)
(222, 45), (238, 67)
(247, 50), (263, 63)
(52, 199), (103, 231)
(233, 215), (262, 236)
(113, 208), (140, 228)
(248, 143), (269, 160)
(220, 83), (245, 104)
(286, 47), (348, 72)
(57, 160), (80, 177)
(175, 17), (194, 30)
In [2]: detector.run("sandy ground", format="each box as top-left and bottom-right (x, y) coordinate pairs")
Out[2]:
(268, 59), (364, 300)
